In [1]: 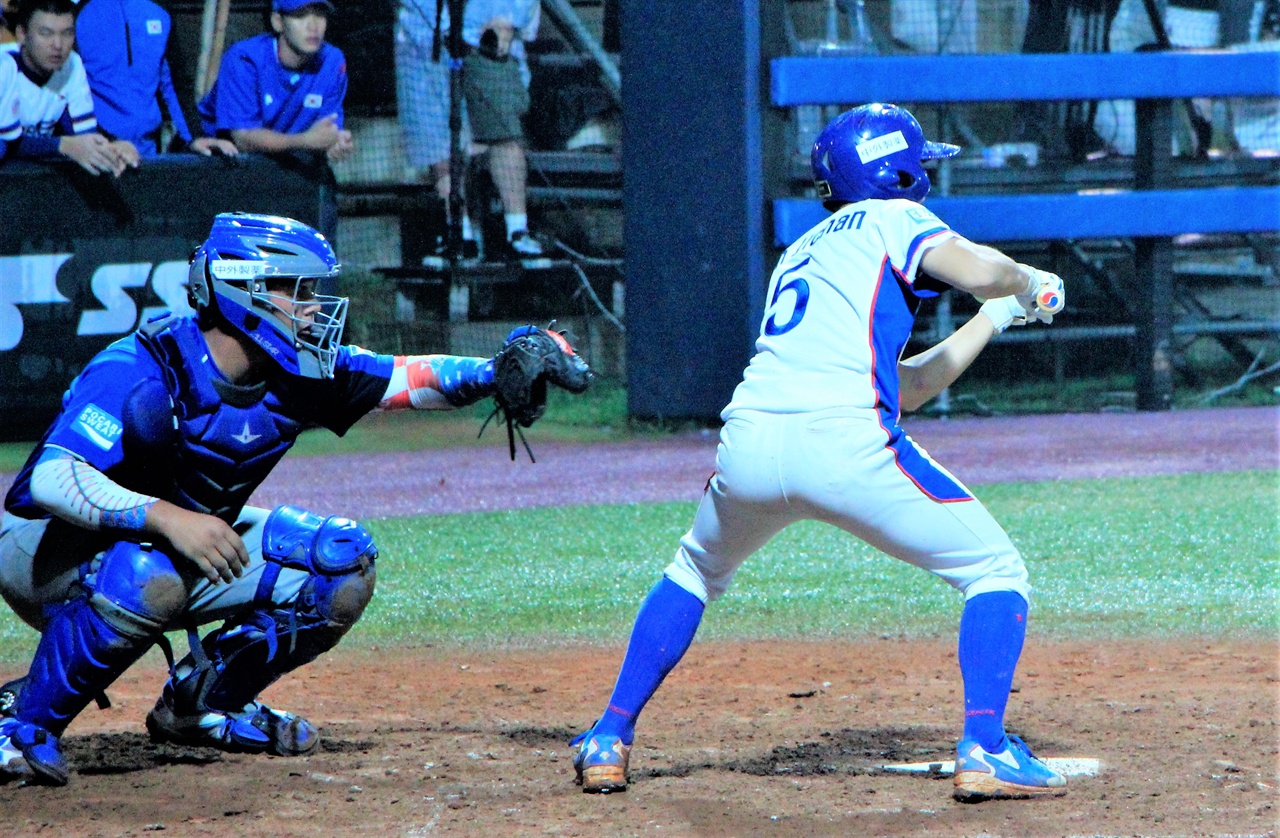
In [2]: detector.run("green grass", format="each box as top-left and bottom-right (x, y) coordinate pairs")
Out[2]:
(348, 470), (1274, 648)
(0, 471), (1271, 665)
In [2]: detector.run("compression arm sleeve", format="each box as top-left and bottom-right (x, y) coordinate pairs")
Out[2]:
(28, 447), (157, 533)
(378, 355), (495, 410)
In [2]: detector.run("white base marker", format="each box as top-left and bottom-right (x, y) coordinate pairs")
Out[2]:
(881, 757), (1101, 777)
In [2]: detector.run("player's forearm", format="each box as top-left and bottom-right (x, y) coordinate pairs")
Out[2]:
(378, 355), (496, 411)
(29, 449), (157, 533)
(228, 127), (312, 154)
(921, 239), (1034, 301)
(898, 312), (997, 412)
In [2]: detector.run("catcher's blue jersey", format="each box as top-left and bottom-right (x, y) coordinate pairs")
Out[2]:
(4, 314), (394, 524)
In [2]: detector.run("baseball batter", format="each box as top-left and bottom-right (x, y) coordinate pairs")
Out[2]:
(0, 213), (589, 786)
(572, 103), (1068, 803)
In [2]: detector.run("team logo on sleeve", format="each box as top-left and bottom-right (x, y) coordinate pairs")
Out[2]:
(906, 206), (936, 224)
(146, 19), (162, 34)
(73, 403), (123, 451)
(856, 131), (909, 164)
(304, 94), (323, 109)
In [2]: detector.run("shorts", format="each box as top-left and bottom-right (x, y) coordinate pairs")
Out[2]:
(461, 53), (529, 144)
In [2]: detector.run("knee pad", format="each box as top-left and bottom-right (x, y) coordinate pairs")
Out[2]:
(89, 541), (186, 639)
(261, 506), (377, 627)
(167, 506), (377, 715)
(10, 542), (182, 735)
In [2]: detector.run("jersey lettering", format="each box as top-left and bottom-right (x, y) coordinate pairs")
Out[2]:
(798, 210), (864, 250)
(764, 257), (811, 337)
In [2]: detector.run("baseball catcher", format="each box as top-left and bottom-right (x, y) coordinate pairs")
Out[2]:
(571, 103), (1069, 803)
(0, 212), (590, 786)
(485, 323), (593, 460)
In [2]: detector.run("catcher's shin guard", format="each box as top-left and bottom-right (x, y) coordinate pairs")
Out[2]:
(8, 542), (185, 784)
(148, 506), (376, 755)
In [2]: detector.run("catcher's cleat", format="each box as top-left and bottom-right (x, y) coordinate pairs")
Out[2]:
(571, 730), (630, 793)
(0, 717), (68, 786)
(146, 691), (319, 757)
(952, 734), (1067, 802)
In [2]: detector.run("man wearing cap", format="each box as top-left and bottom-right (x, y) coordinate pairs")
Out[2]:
(197, 0), (354, 162)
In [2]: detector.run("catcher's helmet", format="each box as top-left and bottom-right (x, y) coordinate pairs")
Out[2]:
(188, 212), (347, 379)
(811, 103), (960, 206)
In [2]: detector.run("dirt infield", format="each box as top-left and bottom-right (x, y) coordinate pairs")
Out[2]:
(0, 406), (1276, 837)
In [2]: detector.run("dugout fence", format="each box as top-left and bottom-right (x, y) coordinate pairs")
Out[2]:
(327, 0), (1279, 416)
(1, 0), (1276, 432)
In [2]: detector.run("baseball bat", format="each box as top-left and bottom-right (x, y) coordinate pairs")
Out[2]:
(1036, 283), (1065, 315)
(196, 0), (232, 99)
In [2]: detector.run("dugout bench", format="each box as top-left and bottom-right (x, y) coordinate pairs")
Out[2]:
(771, 50), (1280, 411)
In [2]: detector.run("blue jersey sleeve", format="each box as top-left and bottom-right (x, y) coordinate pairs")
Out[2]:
(41, 337), (167, 471)
(283, 345), (395, 436)
(329, 48), (348, 128)
(4, 336), (170, 518)
(205, 40), (265, 133)
(159, 56), (192, 143)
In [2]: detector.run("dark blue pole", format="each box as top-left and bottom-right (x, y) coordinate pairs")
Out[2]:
(620, 0), (777, 421)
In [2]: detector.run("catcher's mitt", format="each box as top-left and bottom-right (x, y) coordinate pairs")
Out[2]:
(483, 323), (593, 461)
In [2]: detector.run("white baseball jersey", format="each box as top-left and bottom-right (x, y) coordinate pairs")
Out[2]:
(663, 198), (1029, 610)
(724, 198), (956, 418)
(0, 56), (20, 141)
(3, 45), (97, 136)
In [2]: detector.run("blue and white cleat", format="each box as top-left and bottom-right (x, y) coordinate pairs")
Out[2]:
(0, 716), (68, 786)
(952, 734), (1067, 802)
(571, 730), (631, 793)
(146, 690), (319, 757)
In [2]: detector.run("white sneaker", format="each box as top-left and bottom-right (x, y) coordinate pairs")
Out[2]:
(508, 230), (543, 257)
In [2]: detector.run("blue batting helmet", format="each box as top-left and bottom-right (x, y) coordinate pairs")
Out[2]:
(811, 103), (961, 206)
(188, 213), (347, 379)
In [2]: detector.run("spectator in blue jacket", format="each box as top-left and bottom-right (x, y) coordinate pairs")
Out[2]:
(197, 0), (354, 162)
(76, 0), (235, 157)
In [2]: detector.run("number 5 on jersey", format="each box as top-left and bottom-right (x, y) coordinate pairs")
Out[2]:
(764, 257), (811, 336)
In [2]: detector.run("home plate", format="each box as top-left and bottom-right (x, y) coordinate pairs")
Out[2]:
(881, 758), (1101, 777)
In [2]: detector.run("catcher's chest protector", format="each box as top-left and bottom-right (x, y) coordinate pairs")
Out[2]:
(139, 316), (303, 522)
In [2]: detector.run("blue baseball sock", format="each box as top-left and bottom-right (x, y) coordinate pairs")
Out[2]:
(958, 590), (1028, 752)
(591, 576), (705, 746)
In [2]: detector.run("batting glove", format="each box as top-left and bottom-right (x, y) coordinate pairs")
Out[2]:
(1015, 265), (1066, 325)
(979, 295), (1029, 334)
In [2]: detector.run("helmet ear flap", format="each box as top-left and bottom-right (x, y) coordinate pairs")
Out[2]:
(186, 248), (212, 311)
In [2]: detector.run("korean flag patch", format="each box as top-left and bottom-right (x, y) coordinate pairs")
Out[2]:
(146, 19), (162, 35)
(304, 93), (323, 109)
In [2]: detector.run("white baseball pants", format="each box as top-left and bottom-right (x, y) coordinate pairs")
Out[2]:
(664, 408), (1030, 605)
